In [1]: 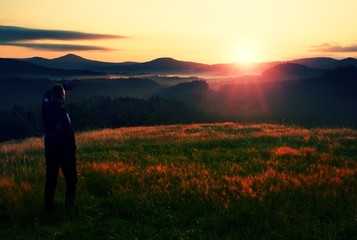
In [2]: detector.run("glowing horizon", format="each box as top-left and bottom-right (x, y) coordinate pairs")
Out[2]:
(1, 0), (357, 64)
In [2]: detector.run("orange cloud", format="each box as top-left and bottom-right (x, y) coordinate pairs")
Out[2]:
(311, 43), (357, 53)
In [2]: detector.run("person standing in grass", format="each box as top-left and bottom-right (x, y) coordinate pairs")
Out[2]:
(42, 84), (77, 213)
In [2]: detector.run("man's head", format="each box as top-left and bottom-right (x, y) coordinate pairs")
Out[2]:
(51, 84), (65, 104)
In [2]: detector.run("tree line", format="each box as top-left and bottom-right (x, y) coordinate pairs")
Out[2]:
(0, 105), (38, 142)
(0, 96), (213, 142)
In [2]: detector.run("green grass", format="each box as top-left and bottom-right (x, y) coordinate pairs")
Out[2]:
(0, 123), (356, 239)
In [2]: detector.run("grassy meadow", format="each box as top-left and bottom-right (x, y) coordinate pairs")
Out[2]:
(0, 122), (356, 239)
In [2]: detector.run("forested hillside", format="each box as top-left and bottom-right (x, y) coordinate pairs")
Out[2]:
(0, 65), (356, 142)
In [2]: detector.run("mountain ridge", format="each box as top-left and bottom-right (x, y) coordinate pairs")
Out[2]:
(0, 58), (102, 77)
(22, 53), (132, 71)
(4, 54), (357, 77)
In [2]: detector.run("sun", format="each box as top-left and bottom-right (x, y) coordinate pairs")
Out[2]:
(234, 44), (260, 64)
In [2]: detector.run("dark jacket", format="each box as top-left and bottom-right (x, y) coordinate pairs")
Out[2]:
(42, 91), (76, 152)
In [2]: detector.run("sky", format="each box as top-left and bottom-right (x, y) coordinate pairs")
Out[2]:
(1, 0), (357, 64)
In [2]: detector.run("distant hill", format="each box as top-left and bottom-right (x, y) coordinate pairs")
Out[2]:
(23, 53), (135, 71)
(0, 58), (102, 77)
(261, 63), (323, 81)
(289, 57), (357, 69)
(22, 54), (211, 74)
(329, 57), (357, 68)
(118, 58), (210, 73)
(289, 57), (337, 69)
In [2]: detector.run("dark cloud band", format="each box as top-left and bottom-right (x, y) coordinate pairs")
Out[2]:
(0, 25), (125, 51)
(0, 42), (115, 51)
(0, 25), (125, 42)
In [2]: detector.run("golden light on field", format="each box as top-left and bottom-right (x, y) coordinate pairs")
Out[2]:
(0, 119), (356, 239)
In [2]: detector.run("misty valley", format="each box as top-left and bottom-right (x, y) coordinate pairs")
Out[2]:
(0, 54), (357, 142)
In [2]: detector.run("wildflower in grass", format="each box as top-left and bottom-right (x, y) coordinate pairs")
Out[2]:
(0, 178), (16, 203)
(0, 138), (43, 153)
(272, 146), (317, 158)
(252, 125), (311, 139)
(20, 181), (33, 192)
(300, 147), (317, 157)
(81, 162), (136, 174)
(339, 135), (356, 141)
(273, 146), (300, 157)
(146, 164), (168, 174)
(0, 178), (33, 210)
(245, 148), (258, 155)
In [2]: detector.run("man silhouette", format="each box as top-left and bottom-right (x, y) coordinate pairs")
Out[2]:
(42, 84), (77, 213)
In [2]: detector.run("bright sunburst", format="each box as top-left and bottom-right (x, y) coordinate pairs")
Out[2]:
(235, 43), (260, 64)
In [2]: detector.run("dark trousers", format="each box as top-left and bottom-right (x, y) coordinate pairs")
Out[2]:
(44, 147), (77, 212)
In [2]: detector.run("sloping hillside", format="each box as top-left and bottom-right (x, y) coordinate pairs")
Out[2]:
(0, 123), (356, 239)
